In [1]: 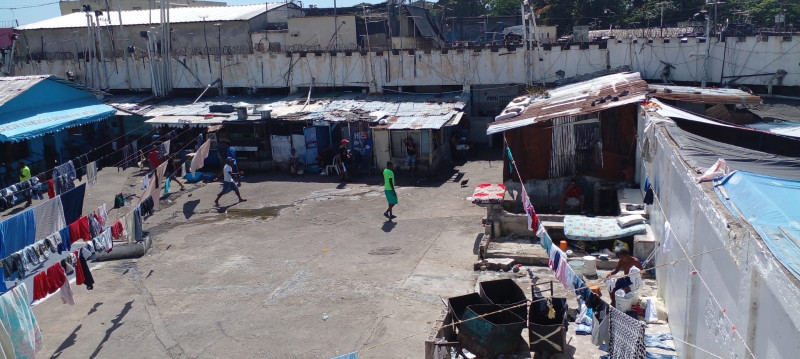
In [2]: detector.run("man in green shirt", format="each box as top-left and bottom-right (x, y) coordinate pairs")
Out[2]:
(383, 161), (397, 219)
(18, 161), (32, 206)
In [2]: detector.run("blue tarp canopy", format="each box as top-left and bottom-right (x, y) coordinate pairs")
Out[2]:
(714, 171), (800, 280)
(0, 99), (115, 142)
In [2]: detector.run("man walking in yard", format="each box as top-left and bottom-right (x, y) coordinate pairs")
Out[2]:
(383, 161), (397, 219)
(214, 158), (246, 207)
(18, 161), (32, 206)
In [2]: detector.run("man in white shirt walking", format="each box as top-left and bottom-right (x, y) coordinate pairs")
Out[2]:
(214, 158), (247, 206)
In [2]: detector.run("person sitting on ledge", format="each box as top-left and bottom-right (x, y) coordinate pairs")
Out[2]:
(559, 179), (585, 214)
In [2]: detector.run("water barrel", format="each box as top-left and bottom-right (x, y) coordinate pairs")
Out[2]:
(582, 256), (598, 276)
(569, 260), (585, 277)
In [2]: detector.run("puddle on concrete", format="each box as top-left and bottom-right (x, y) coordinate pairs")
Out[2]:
(369, 246), (401, 255)
(223, 205), (293, 220)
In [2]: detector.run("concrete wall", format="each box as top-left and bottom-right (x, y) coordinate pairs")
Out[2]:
(249, 5), (303, 33)
(286, 15), (358, 51)
(58, 0), (226, 15)
(639, 113), (800, 358)
(11, 35), (800, 91)
(17, 20), (254, 60)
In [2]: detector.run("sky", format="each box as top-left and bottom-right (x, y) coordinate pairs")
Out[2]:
(2, 0), (384, 26)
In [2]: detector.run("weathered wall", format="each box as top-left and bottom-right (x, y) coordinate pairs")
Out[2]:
(11, 35), (800, 91)
(286, 15), (358, 51)
(640, 114), (800, 358)
(17, 20), (254, 61)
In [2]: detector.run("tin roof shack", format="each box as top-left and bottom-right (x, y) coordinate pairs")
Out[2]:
(114, 95), (283, 172)
(15, 3), (302, 62)
(370, 92), (467, 175)
(487, 72), (649, 214)
(0, 75), (116, 186)
(263, 92), (467, 176)
(637, 100), (800, 359)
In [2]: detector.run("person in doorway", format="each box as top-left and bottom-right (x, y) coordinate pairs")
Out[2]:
(617, 159), (635, 189)
(18, 161), (32, 206)
(404, 136), (417, 172)
(559, 179), (584, 214)
(338, 139), (351, 181)
(214, 158), (246, 207)
(288, 148), (302, 174)
(383, 161), (397, 219)
(605, 248), (643, 307)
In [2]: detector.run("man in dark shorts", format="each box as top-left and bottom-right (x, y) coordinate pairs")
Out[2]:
(605, 248), (643, 307)
(403, 136), (417, 172)
(338, 139), (351, 181)
(383, 161), (397, 219)
(214, 158), (246, 206)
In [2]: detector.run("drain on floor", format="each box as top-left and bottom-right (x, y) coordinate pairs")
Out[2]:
(369, 246), (401, 255)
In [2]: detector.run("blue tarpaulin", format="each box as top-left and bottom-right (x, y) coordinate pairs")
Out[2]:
(714, 171), (800, 280)
(0, 99), (116, 142)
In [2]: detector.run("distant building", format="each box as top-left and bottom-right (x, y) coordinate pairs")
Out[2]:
(16, 3), (302, 61)
(58, 0), (228, 15)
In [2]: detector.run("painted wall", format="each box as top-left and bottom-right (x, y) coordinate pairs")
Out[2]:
(11, 35), (800, 91)
(639, 113), (800, 358)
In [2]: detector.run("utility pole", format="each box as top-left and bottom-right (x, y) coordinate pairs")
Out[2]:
(333, 0), (338, 50)
(216, 23), (223, 94)
(704, 13), (711, 83)
(659, 2), (665, 37)
(116, 0), (132, 90)
(529, 1), (546, 86)
(520, 1), (530, 87)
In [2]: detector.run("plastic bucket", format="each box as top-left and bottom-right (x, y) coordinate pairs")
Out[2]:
(559, 241), (568, 251)
(569, 260), (585, 277)
(582, 256), (598, 276)
(615, 290), (639, 312)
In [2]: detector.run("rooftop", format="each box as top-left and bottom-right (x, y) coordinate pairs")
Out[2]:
(0, 75), (104, 106)
(17, 3), (290, 30)
(648, 84), (762, 105)
(487, 72), (649, 135)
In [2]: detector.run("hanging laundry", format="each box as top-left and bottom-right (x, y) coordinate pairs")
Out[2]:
(94, 229), (113, 253)
(643, 177), (654, 205)
(88, 215), (102, 239)
(663, 221), (672, 253)
(32, 195), (66, 240)
(32, 271), (49, 301)
(59, 183), (86, 224)
(133, 207), (144, 242)
(76, 251), (94, 290)
(124, 212), (136, 244)
(111, 220), (124, 240)
(130, 140), (139, 168)
(51, 161), (76, 195)
(94, 203), (108, 227)
(0, 209), (36, 258)
(1, 253), (25, 280)
(0, 283), (42, 358)
(160, 140), (171, 159)
(58, 227), (71, 253)
(156, 162), (168, 190)
(68, 216), (91, 243)
(47, 179), (55, 199)
(73, 155), (88, 182)
(87, 161), (98, 186)
(59, 278), (75, 306)
(140, 196), (155, 216)
(608, 305), (647, 359)
(190, 139), (211, 174)
(45, 263), (67, 295)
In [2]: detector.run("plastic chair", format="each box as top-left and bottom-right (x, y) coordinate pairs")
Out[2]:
(325, 155), (341, 176)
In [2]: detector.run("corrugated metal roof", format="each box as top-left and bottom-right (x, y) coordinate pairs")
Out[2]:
(487, 72), (649, 135)
(107, 95), (284, 117)
(648, 84), (762, 105)
(0, 75), (104, 106)
(18, 3), (289, 30)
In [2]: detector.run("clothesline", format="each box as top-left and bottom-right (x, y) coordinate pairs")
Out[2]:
(0, 125), (161, 202)
(351, 239), (738, 356)
(0, 125), (194, 203)
(649, 188), (757, 359)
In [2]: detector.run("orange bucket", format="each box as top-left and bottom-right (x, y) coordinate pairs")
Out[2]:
(559, 240), (568, 251)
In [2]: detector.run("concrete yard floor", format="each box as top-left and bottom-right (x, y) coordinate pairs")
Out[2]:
(28, 159), (504, 359)
(11, 157), (675, 359)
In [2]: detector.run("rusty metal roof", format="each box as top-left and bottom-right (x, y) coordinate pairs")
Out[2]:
(648, 84), (762, 105)
(487, 72), (648, 135)
(18, 3), (290, 30)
